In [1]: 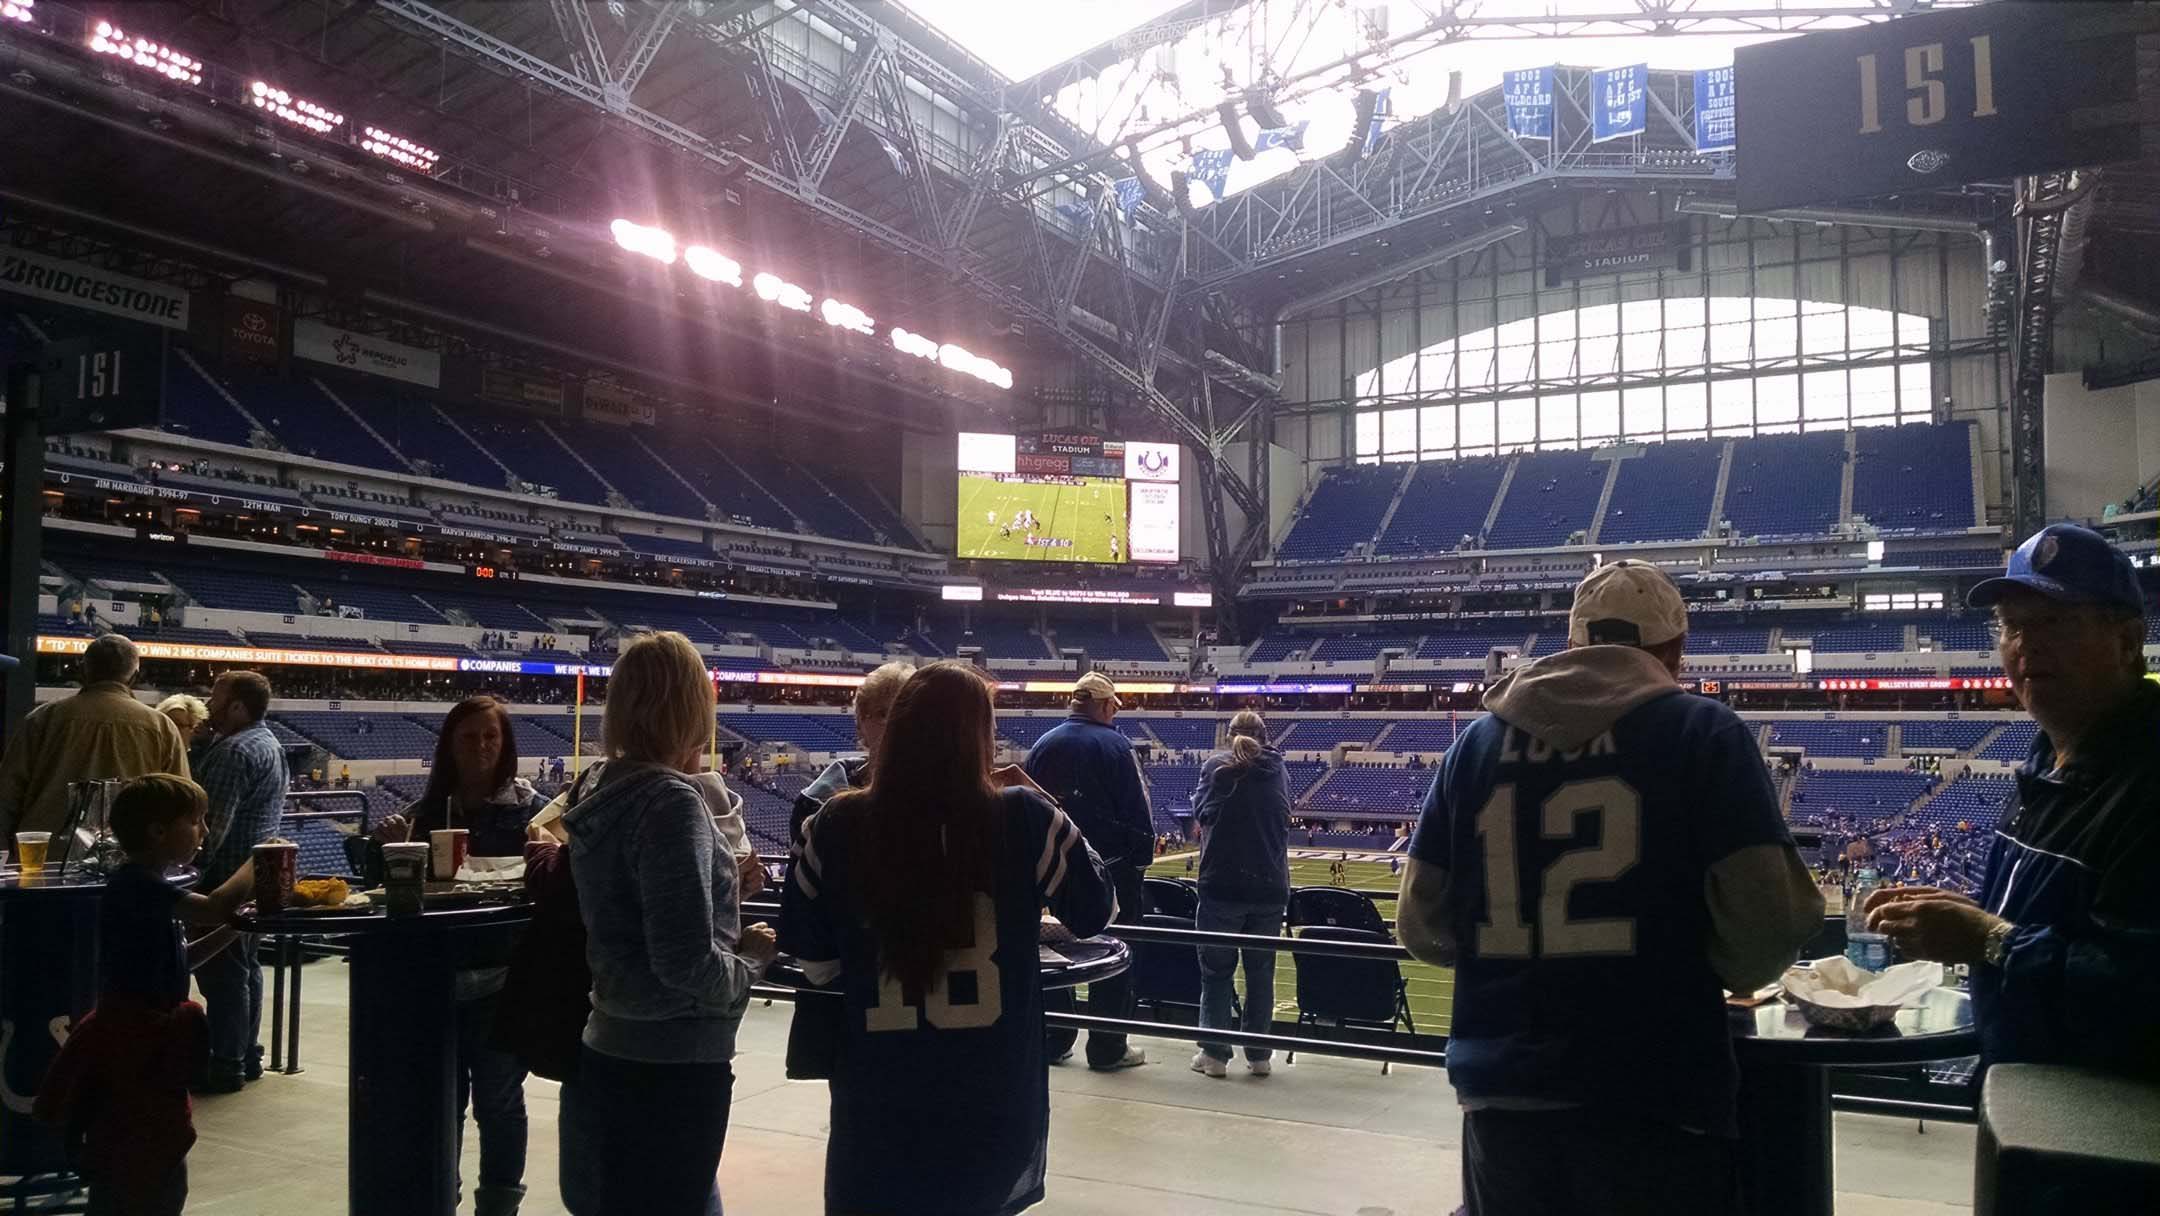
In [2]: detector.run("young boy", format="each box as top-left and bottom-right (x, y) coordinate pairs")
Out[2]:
(36, 774), (256, 1216)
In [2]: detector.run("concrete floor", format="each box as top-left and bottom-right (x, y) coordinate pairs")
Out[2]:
(184, 961), (1976, 1215)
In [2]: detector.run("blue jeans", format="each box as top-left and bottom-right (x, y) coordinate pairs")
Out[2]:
(195, 932), (260, 1074)
(562, 1047), (732, 1216)
(1195, 898), (1284, 1062)
(455, 992), (528, 1194)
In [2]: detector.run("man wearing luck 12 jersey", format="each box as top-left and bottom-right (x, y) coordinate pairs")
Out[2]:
(1397, 561), (1822, 1216)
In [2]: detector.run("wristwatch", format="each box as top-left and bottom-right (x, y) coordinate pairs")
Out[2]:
(1982, 918), (2016, 967)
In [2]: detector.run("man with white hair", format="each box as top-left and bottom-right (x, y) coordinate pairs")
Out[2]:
(0, 635), (189, 839)
(1397, 560), (1822, 1215)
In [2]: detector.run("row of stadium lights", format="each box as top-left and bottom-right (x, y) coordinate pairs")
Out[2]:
(2, 1), (35, 26)
(610, 219), (1013, 391)
(81, 19), (440, 170)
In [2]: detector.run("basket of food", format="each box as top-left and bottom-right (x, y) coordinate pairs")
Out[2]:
(1779, 957), (1944, 1031)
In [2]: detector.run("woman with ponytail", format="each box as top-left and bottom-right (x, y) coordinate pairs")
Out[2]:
(780, 661), (1115, 1216)
(1188, 710), (1293, 1079)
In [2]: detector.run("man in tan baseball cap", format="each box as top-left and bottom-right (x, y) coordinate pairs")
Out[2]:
(1395, 558), (1821, 1212)
(1071, 671), (1123, 713)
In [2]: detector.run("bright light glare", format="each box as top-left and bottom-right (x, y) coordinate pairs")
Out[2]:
(890, 328), (939, 360)
(938, 343), (1013, 390)
(1, 1), (35, 26)
(684, 246), (743, 287)
(361, 125), (440, 170)
(820, 298), (874, 335)
(610, 219), (677, 265)
(753, 272), (813, 313)
(250, 81), (343, 135)
(88, 23), (202, 85)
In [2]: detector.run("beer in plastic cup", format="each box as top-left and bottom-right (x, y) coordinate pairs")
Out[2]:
(15, 832), (51, 877)
(430, 828), (470, 881)
(253, 840), (300, 912)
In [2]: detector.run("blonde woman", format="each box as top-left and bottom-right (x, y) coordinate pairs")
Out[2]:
(560, 632), (776, 1214)
(1189, 710), (1293, 1079)
(789, 661), (911, 846)
(155, 693), (212, 763)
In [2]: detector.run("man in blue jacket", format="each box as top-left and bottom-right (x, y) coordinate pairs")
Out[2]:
(1868, 524), (2160, 1079)
(1398, 561), (1823, 1214)
(1027, 672), (1152, 1070)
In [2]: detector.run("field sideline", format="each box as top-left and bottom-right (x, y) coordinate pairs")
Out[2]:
(956, 474), (1126, 563)
(1146, 850), (1455, 1035)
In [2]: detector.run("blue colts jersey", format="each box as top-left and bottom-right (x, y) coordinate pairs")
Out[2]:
(782, 787), (1115, 1216)
(1410, 689), (1794, 1135)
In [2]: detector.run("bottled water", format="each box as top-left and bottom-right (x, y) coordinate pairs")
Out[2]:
(1846, 867), (1890, 971)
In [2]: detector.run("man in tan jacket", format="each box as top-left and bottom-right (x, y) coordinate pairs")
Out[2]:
(0, 635), (190, 839)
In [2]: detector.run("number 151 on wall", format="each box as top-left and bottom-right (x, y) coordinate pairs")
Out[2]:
(1855, 35), (1996, 134)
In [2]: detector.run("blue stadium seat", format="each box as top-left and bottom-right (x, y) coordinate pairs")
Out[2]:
(1599, 441), (1719, 544)
(1486, 451), (1605, 549)
(1851, 422), (1976, 532)
(1899, 721), (1993, 753)
(236, 374), (406, 473)
(1725, 431), (1845, 538)
(1786, 767), (1937, 826)
(1049, 622), (1168, 662)
(1372, 457), (1509, 556)
(1415, 630), (1530, 659)
(162, 356), (259, 446)
(1766, 721), (1890, 758)
(1278, 721), (1391, 750)
(1276, 466), (1406, 561)
(1978, 721), (2040, 762)
(1301, 764), (1429, 816)
(164, 568), (302, 614)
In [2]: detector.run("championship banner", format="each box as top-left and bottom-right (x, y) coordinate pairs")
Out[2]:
(1542, 221), (1692, 286)
(221, 296), (281, 367)
(581, 380), (656, 426)
(1503, 67), (1555, 139)
(1591, 64), (1647, 142)
(0, 249), (190, 330)
(293, 319), (441, 388)
(1693, 66), (1736, 152)
(1736, 3), (2147, 213)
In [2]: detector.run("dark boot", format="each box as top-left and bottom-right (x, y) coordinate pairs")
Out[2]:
(474, 1184), (526, 1216)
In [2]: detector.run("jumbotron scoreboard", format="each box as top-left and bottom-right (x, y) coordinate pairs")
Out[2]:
(956, 431), (1180, 565)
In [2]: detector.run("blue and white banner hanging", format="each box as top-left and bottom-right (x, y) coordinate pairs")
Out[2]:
(1502, 67), (1554, 139)
(1112, 177), (1145, 221)
(1693, 66), (1736, 151)
(1189, 148), (1235, 201)
(1253, 121), (1309, 155)
(1053, 201), (1095, 227)
(1591, 64), (1647, 142)
(1361, 87), (1392, 156)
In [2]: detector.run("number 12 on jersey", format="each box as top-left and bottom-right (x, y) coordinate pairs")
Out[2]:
(1473, 777), (1641, 959)
(865, 892), (1004, 1031)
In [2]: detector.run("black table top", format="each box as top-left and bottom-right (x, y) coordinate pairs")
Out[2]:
(244, 887), (532, 936)
(0, 865), (197, 898)
(1731, 986), (1978, 1065)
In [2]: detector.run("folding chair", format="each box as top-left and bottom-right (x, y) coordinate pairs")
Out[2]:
(1127, 913), (1240, 1027)
(1287, 925), (1416, 1074)
(1286, 886), (1389, 934)
(1142, 876), (1199, 919)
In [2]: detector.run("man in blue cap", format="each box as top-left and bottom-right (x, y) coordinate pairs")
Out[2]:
(1866, 524), (2160, 1078)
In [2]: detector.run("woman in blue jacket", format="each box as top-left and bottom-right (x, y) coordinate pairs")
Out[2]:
(1189, 710), (1292, 1078)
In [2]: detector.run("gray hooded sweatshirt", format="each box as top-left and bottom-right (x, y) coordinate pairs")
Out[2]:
(564, 762), (766, 1064)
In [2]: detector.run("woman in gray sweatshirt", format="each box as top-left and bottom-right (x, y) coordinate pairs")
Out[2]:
(1190, 710), (1293, 1078)
(561, 631), (776, 1215)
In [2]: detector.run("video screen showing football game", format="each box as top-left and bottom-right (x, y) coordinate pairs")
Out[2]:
(954, 432), (1179, 564)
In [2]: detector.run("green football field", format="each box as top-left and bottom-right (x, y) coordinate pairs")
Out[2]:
(956, 474), (1126, 563)
(1146, 851), (1455, 1035)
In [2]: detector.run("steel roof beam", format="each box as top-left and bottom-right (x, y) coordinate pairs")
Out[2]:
(550, 0), (611, 86)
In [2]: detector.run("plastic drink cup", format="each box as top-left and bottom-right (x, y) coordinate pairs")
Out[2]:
(430, 828), (470, 880)
(15, 832), (50, 877)
(253, 841), (299, 912)
(382, 842), (430, 914)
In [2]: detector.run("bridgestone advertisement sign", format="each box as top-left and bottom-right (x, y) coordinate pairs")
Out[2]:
(0, 249), (191, 330)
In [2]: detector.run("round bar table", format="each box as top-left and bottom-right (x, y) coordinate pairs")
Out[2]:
(1731, 987), (1978, 1216)
(245, 897), (529, 1216)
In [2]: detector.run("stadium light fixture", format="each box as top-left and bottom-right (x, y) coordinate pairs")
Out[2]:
(938, 343), (1013, 391)
(820, 298), (874, 336)
(250, 81), (342, 135)
(752, 272), (812, 313)
(89, 22), (202, 85)
(890, 327), (939, 361)
(683, 245), (742, 287)
(2, 1), (34, 25)
(609, 218), (676, 264)
(361, 125), (439, 171)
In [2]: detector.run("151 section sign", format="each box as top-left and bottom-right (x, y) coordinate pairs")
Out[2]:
(37, 335), (165, 434)
(1736, 3), (2146, 213)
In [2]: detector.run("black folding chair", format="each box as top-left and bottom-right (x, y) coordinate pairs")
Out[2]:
(1126, 913), (1244, 1029)
(1287, 925), (1416, 1074)
(1286, 886), (1388, 934)
(1142, 876), (1199, 919)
